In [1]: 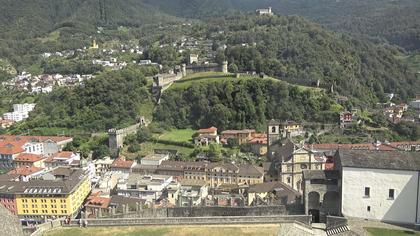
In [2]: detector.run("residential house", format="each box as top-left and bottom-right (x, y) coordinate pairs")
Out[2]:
(221, 129), (255, 145)
(0, 135), (73, 169)
(0, 119), (13, 129)
(339, 111), (354, 129)
(7, 166), (45, 182)
(92, 156), (114, 177)
(409, 99), (420, 110)
(44, 151), (80, 169)
(166, 181), (180, 207)
(194, 127), (219, 146)
(13, 153), (45, 168)
(178, 179), (208, 207)
(249, 133), (267, 156)
(110, 156), (136, 173)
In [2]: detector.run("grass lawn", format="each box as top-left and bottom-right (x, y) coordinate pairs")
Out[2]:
(157, 129), (195, 143)
(44, 225), (280, 236)
(365, 227), (420, 236)
(137, 141), (195, 157)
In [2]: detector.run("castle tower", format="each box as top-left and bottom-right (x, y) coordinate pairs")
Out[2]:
(181, 64), (187, 77)
(222, 61), (228, 74)
(267, 119), (280, 160)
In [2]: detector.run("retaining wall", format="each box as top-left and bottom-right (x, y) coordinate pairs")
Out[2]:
(65, 215), (311, 227)
(105, 205), (288, 219)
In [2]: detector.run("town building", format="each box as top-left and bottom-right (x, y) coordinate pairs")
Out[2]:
(267, 120), (305, 153)
(140, 153), (169, 166)
(336, 150), (420, 226)
(410, 99), (420, 110)
(0, 119), (13, 129)
(194, 127), (220, 146)
(110, 156), (136, 173)
(7, 166), (46, 181)
(2, 103), (36, 122)
(267, 139), (325, 193)
(249, 133), (268, 156)
(0, 135), (73, 169)
(220, 129), (255, 145)
(44, 151), (80, 169)
(178, 179), (208, 207)
(189, 54), (199, 64)
(339, 111), (354, 129)
(247, 181), (300, 206)
(0, 181), (23, 215)
(13, 153), (45, 168)
(15, 168), (91, 223)
(92, 156), (114, 177)
(166, 181), (180, 207)
(256, 7), (273, 16)
(115, 174), (173, 203)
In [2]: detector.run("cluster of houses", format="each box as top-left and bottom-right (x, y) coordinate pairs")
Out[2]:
(2, 72), (93, 94)
(0, 122), (419, 227)
(1, 103), (36, 127)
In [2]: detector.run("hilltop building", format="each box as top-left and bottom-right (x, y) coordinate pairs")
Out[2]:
(256, 7), (273, 16)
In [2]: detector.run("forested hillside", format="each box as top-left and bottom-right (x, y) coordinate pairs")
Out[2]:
(11, 66), (153, 133)
(154, 77), (339, 130)
(143, 0), (420, 51)
(210, 15), (419, 102)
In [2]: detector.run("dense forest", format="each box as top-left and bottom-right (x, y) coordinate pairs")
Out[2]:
(154, 78), (340, 131)
(142, 0), (420, 51)
(12, 66), (153, 133)
(1, 0), (419, 51)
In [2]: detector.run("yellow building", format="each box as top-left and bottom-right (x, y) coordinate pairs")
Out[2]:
(15, 168), (91, 222)
(90, 39), (99, 49)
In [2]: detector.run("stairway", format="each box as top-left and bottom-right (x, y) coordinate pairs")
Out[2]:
(326, 225), (350, 236)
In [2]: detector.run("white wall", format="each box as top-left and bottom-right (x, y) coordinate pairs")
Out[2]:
(342, 167), (419, 224)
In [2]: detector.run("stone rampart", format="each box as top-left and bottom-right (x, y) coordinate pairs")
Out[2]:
(65, 215), (311, 227)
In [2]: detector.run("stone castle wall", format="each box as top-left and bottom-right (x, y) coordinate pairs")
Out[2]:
(108, 122), (143, 157)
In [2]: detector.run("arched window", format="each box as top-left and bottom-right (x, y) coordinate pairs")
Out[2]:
(271, 126), (276, 133)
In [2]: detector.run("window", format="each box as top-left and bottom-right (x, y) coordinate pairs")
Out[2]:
(287, 177), (291, 184)
(367, 206), (371, 212)
(364, 187), (370, 197)
(271, 126), (276, 133)
(389, 189), (395, 199)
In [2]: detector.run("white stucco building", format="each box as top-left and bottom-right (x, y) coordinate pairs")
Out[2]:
(337, 150), (420, 226)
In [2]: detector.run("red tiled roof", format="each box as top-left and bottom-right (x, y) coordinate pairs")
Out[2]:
(14, 153), (44, 162)
(0, 142), (25, 155)
(221, 129), (255, 135)
(7, 166), (44, 176)
(85, 192), (111, 209)
(53, 151), (74, 159)
(198, 126), (217, 133)
(111, 156), (134, 169)
(388, 141), (420, 146)
(0, 135), (72, 143)
(306, 143), (399, 151)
